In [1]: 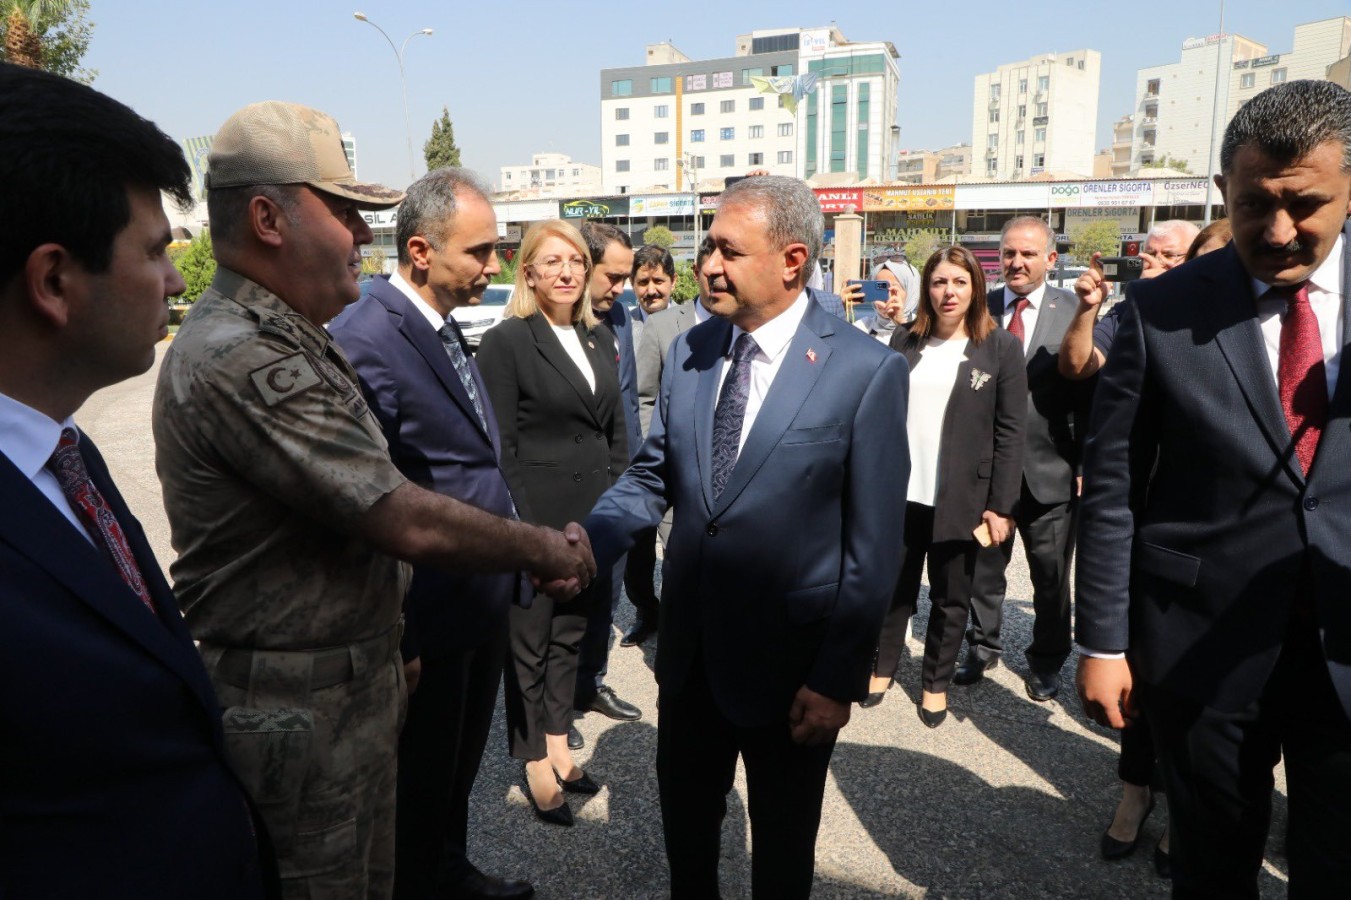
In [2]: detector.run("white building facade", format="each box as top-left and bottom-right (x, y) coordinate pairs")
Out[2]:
(1131, 17), (1351, 175)
(498, 153), (602, 197)
(598, 27), (899, 194)
(972, 50), (1101, 181)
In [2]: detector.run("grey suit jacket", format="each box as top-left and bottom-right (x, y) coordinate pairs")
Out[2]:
(636, 302), (697, 437)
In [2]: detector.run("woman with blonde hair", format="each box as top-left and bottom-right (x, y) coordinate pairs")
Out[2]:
(476, 219), (627, 826)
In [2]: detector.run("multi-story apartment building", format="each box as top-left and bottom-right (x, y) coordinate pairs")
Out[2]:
(972, 49), (1101, 181)
(896, 143), (972, 184)
(341, 132), (358, 179)
(598, 27), (899, 194)
(498, 153), (602, 197)
(1131, 17), (1351, 174)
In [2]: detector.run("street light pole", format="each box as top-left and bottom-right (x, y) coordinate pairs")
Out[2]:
(353, 12), (432, 183)
(680, 153), (701, 256)
(1202, 0), (1226, 226)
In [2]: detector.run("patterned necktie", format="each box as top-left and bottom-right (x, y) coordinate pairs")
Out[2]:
(1276, 282), (1326, 475)
(1006, 296), (1031, 344)
(710, 333), (759, 500)
(46, 428), (157, 615)
(438, 321), (490, 434)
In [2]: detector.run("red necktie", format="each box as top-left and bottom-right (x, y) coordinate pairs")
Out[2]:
(46, 428), (158, 615)
(1007, 296), (1031, 344)
(1276, 282), (1326, 475)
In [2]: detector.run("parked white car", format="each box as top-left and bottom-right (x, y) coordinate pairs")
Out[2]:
(451, 285), (513, 350)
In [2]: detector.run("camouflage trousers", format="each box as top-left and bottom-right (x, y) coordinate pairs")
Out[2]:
(203, 631), (407, 899)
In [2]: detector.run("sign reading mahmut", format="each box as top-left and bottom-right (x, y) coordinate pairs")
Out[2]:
(559, 198), (630, 219)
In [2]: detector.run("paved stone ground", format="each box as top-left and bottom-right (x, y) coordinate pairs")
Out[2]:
(80, 343), (1291, 898)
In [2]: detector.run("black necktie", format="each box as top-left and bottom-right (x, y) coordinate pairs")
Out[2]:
(438, 321), (490, 433)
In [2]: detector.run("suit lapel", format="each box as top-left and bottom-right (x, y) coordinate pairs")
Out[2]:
(527, 314), (603, 424)
(1311, 223), (1351, 479)
(714, 303), (834, 514)
(0, 445), (219, 722)
(1027, 287), (1067, 351)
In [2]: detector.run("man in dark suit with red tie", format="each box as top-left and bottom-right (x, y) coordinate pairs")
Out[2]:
(0, 63), (270, 898)
(328, 169), (534, 900)
(1076, 79), (1351, 895)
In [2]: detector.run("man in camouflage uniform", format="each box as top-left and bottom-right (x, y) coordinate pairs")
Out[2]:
(152, 101), (594, 900)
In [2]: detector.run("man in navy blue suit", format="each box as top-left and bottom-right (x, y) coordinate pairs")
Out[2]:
(328, 169), (533, 900)
(584, 176), (909, 898)
(0, 63), (270, 898)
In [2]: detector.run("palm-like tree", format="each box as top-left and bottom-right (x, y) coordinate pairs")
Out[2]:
(3, 0), (72, 69)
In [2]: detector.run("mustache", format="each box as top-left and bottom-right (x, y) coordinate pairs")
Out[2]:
(1262, 239), (1303, 255)
(708, 278), (732, 293)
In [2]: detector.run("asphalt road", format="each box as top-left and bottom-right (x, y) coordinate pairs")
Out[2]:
(78, 342), (1290, 899)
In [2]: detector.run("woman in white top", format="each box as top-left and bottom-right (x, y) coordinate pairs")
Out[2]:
(860, 246), (1027, 728)
(476, 220), (627, 825)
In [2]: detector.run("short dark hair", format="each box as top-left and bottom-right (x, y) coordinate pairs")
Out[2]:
(911, 245), (996, 346)
(1221, 80), (1351, 175)
(0, 63), (192, 288)
(580, 221), (632, 265)
(631, 244), (675, 281)
(696, 236), (714, 269)
(395, 167), (491, 265)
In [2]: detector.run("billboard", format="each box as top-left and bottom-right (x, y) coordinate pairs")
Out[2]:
(861, 185), (955, 212)
(559, 197), (630, 219)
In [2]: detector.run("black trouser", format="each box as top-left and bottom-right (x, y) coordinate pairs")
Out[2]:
(875, 502), (978, 693)
(1141, 618), (1351, 898)
(1118, 714), (1157, 788)
(505, 576), (600, 760)
(394, 624), (509, 897)
(967, 486), (1075, 673)
(574, 561), (621, 710)
(623, 525), (660, 620)
(657, 661), (835, 899)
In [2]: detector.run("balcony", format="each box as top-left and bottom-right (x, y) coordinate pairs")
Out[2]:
(985, 147), (998, 159)
(1142, 116), (1157, 126)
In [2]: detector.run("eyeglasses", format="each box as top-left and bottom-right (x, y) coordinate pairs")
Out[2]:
(528, 256), (588, 278)
(1155, 250), (1187, 262)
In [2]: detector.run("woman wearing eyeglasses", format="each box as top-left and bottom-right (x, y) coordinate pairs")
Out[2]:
(476, 219), (628, 827)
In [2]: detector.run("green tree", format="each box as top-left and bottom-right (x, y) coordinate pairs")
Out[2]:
(423, 106), (461, 171)
(360, 248), (387, 276)
(1067, 220), (1121, 265)
(902, 229), (945, 268)
(1141, 153), (1192, 174)
(641, 225), (676, 250)
(173, 231), (216, 303)
(671, 260), (699, 304)
(0, 0), (96, 82)
(491, 252), (517, 285)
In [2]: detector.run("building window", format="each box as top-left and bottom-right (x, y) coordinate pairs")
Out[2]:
(778, 122), (794, 137)
(654, 158), (669, 171)
(720, 154), (735, 167)
(690, 102), (705, 115)
(1035, 127), (1047, 143)
(720, 127), (735, 141)
(691, 155), (705, 168)
(772, 63), (794, 76)
(571, 168), (580, 177)
(690, 129), (705, 142)
(1034, 153), (1045, 167)
(990, 83), (1001, 99)
(1271, 68), (1287, 84)
(1078, 60), (1085, 70)
(654, 132), (669, 144)
(616, 160), (630, 172)
(1146, 78), (1161, 95)
(1017, 104), (1026, 120)
(749, 97), (764, 111)
(1016, 131), (1025, 145)
(1066, 57), (1074, 67)
(1015, 155), (1024, 169)
(1037, 75), (1049, 92)
(987, 158), (998, 174)
(749, 125), (764, 139)
(778, 150), (793, 164)
(720, 99), (735, 113)
(611, 80), (632, 97)
(748, 152), (764, 166)
(615, 107), (629, 120)
(1036, 102), (1048, 117)
(1240, 72), (1255, 89)
(989, 109), (999, 124)
(615, 134), (629, 146)
(650, 76), (672, 94)
(740, 67), (764, 86)
(654, 104), (669, 118)
(1019, 78), (1028, 93)
(987, 133), (999, 148)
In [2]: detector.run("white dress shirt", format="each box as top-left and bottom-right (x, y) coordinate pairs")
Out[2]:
(0, 391), (92, 543)
(388, 270), (449, 333)
(1001, 281), (1048, 356)
(718, 290), (811, 460)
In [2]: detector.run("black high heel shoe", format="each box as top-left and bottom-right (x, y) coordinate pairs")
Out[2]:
(860, 679), (892, 708)
(522, 763), (573, 827)
(1153, 832), (1171, 879)
(918, 704), (947, 728)
(554, 766), (601, 795)
(1100, 794), (1155, 859)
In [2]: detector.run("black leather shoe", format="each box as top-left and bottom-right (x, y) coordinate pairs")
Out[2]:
(567, 724), (584, 751)
(859, 679), (892, 708)
(554, 767), (601, 795)
(918, 705), (948, 729)
(589, 685), (642, 720)
(1025, 669), (1061, 702)
(450, 869), (536, 899)
(620, 617), (657, 647)
(953, 656), (999, 686)
(1100, 795), (1155, 860)
(1153, 835), (1171, 879)
(522, 764), (573, 827)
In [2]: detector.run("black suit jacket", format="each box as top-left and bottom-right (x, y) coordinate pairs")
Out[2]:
(989, 285), (1086, 506)
(1076, 224), (1351, 717)
(892, 327), (1027, 541)
(476, 314), (628, 531)
(0, 436), (266, 899)
(327, 276), (522, 659)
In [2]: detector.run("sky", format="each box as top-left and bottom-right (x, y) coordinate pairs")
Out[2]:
(85, 0), (1349, 192)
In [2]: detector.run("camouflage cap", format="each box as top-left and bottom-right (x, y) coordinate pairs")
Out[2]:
(206, 101), (404, 210)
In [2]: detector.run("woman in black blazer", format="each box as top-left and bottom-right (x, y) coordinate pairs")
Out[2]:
(862, 245), (1026, 727)
(476, 219), (628, 826)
